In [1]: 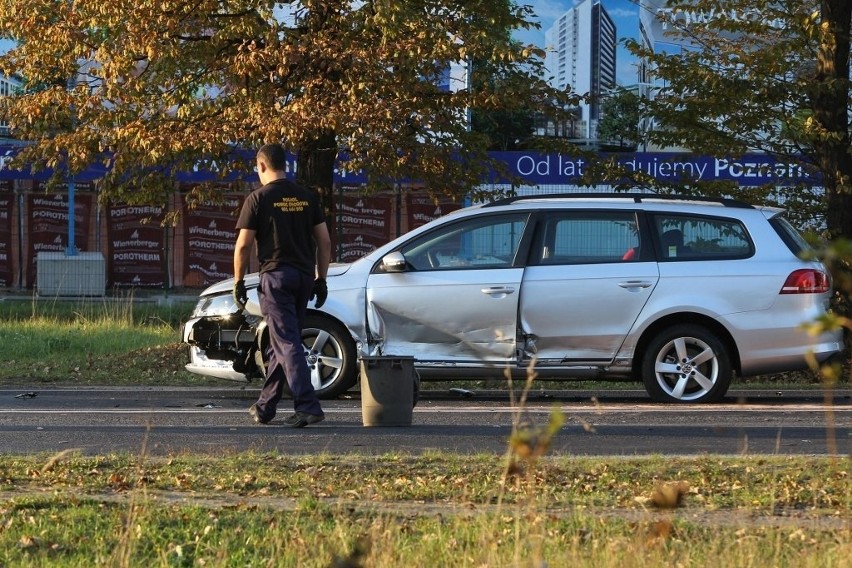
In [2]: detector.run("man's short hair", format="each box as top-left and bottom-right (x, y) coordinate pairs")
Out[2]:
(257, 144), (288, 172)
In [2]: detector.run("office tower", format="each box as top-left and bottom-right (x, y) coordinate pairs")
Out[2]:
(544, 0), (617, 141)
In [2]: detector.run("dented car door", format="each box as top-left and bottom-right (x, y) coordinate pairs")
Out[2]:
(364, 213), (530, 367)
(519, 210), (659, 364)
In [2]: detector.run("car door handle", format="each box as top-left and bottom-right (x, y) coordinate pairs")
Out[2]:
(481, 286), (516, 297)
(617, 280), (653, 289)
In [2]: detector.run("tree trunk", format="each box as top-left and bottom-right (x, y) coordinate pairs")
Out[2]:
(815, 0), (852, 241)
(295, 130), (337, 217)
(813, 0), (852, 354)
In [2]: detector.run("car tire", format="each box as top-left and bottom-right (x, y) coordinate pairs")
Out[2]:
(641, 324), (732, 403)
(262, 313), (357, 399)
(302, 313), (358, 399)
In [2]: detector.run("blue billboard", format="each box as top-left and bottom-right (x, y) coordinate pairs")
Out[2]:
(491, 151), (819, 187)
(0, 144), (819, 187)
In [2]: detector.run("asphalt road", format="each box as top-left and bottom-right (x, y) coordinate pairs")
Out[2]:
(0, 386), (849, 457)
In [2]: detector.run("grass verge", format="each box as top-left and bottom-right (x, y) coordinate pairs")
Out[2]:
(1, 299), (849, 566)
(0, 298), (219, 387)
(0, 452), (848, 567)
(1, 298), (846, 390)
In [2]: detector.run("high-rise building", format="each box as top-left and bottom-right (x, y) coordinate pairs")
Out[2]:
(544, 0), (617, 141)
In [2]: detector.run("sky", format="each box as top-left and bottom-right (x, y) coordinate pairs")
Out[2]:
(513, 0), (644, 86)
(0, 2), (646, 85)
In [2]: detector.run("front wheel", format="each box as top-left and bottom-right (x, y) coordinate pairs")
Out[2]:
(301, 313), (358, 398)
(262, 313), (358, 399)
(641, 324), (732, 403)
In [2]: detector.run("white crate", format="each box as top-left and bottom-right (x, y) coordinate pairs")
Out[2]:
(36, 252), (106, 296)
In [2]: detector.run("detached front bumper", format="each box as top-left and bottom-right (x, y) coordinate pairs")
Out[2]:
(182, 315), (259, 382)
(185, 345), (249, 381)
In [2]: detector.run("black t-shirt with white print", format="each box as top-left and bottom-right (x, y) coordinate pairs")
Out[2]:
(236, 178), (326, 275)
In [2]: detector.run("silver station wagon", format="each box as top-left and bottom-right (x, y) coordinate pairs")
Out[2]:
(182, 194), (842, 403)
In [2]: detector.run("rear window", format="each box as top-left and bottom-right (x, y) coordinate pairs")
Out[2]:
(652, 214), (753, 260)
(769, 215), (812, 257)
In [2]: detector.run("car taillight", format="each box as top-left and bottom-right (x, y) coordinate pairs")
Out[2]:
(779, 269), (830, 294)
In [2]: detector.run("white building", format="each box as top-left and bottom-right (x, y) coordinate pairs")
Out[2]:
(636, 0), (772, 151)
(544, 0), (617, 141)
(637, 0), (702, 101)
(0, 74), (23, 137)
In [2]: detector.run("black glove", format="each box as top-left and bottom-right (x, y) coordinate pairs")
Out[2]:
(311, 278), (328, 308)
(233, 279), (248, 310)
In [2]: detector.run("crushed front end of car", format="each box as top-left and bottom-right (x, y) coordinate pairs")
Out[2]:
(182, 280), (264, 381)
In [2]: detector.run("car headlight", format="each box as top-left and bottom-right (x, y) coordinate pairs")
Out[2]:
(191, 294), (240, 317)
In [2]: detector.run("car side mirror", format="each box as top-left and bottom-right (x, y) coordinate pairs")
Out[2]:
(381, 251), (407, 273)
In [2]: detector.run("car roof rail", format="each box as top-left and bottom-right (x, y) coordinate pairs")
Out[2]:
(482, 192), (755, 209)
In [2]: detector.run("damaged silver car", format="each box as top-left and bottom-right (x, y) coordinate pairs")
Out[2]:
(182, 193), (842, 403)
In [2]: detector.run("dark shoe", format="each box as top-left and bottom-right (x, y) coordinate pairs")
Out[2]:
(283, 412), (325, 428)
(249, 404), (273, 425)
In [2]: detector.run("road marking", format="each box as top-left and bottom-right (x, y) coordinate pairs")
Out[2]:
(0, 404), (848, 414)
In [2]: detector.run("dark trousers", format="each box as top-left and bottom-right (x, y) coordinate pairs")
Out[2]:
(255, 265), (323, 418)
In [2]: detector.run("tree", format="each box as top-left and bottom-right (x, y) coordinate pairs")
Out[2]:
(596, 87), (641, 151)
(0, 0), (576, 210)
(470, 56), (536, 151)
(470, 101), (535, 151)
(626, 0), (851, 239)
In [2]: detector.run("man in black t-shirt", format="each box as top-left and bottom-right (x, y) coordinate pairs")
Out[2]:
(233, 143), (331, 427)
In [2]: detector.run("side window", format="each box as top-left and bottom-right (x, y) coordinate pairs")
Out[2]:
(653, 214), (752, 260)
(534, 211), (641, 265)
(399, 213), (528, 271)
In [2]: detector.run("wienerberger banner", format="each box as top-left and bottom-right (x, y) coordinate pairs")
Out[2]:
(406, 192), (462, 230)
(26, 191), (94, 287)
(335, 188), (392, 262)
(106, 203), (166, 288)
(0, 181), (13, 287)
(181, 193), (242, 288)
